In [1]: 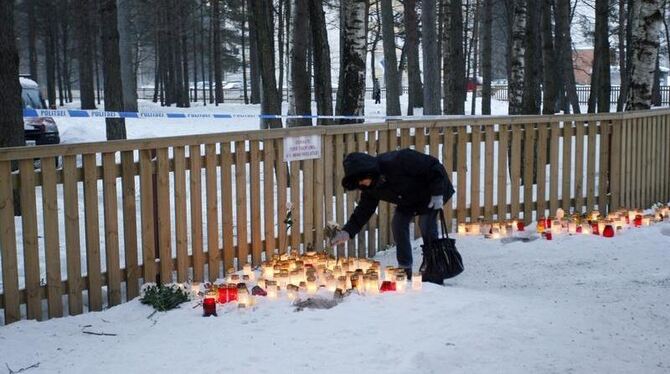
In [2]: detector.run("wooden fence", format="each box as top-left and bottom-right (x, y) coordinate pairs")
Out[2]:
(1, 110), (669, 324)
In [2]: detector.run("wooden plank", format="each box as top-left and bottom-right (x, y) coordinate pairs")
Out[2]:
(314, 138), (325, 252)
(598, 121), (610, 213)
(610, 120), (622, 211)
(19, 160), (42, 320)
(664, 115), (670, 202)
(510, 124), (521, 219)
(0, 161), (20, 323)
(173, 147), (188, 282)
(496, 124), (508, 221)
(334, 134), (345, 257)
(484, 125), (495, 221)
(415, 126), (426, 154)
(62, 155), (83, 315)
(101, 153), (121, 307)
(471, 124), (481, 221)
(156, 148), (173, 283)
(303, 158), (315, 251)
(82, 154), (102, 311)
(456, 126), (467, 223)
(536, 124), (548, 218)
(205, 143), (220, 279)
(277, 140), (288, 255)
(120, 151), (138, 300)
(549, 122), (560, 216)
(586, 121), (597, 212)
(42, 157), (63, 317)
(263, 140), (276, 260)
(139, 150), (156, 284)
(189, 145), (204, 281)
(444, 127), (455, 230)
(367, 131), (378, 257)
(220, 142), (234, 271)
(562, 120), (573, 212)
(401, 128), (411, 149)
(323, 135), (335, 255)
(290, 160), (301, 253)
(377, 130), (390, 249)
(345, 134), (357, 256)
(250, 140), (262, 265)
(574, 121), (585, 213)
(522, 124), (534, 224)
(636, 117), (643, 207)
(650, 116), (657, 204)
(235, 141), (249, 265)
(356, 132), (367, 254)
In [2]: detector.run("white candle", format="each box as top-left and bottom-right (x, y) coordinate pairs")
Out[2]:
(412, 273), (422, 291)
(457, 223), (467, 235)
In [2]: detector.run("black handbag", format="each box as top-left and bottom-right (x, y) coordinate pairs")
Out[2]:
(419, 210), (464, 284)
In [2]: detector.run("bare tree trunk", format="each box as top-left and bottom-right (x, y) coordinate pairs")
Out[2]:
(404, 0), (423, 114)
(248, 0), (261, 104)
(99, 0), (127, 140)
(522, 0), (541, 114)
(117, 0), (137, 111)
(27, 0), (39, 82)
(508, 0), (526, 115)
(289, 0), (312, 126)
(480, 0), (492, 114)
(212, 0), (223, 105)
(0, 0), (25, 148)
(370, 0), (381, 84)
(200, 0), (207, 105)
(540, 0), (558, 114)
(626, 0), (663, 110)
(278, 0), (285, 102)
(470, 0), (480, 115)
(309, 0), (334, 125)
(336, 0), (369, 123)
(59, 2), (73, 103)
(618, 0), (633, 111)
(180, 0), (190, 108)
(651, 51), (661, 105)
(381, 0), (401, 116)
(555, 0), (580, 113)
(56, 32), (65, 107)
(443, 0), (465, 114)
(75, 0), (97, 109)
(241, 0), (249, 104)
(250, 0), (282, 128)
(594, 0), (611, 112)
(423, 0), (441, 115)
(43, 1), (58, 108)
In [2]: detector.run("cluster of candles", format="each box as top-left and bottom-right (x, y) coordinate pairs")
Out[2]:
(457, 219), (525, 239)
(536, 205), (669, 240)
(198, 251), (423, 317)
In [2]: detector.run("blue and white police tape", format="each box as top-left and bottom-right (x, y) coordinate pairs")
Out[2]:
(22, 108), (458, 121)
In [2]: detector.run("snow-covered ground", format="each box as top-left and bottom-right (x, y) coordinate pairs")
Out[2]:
(2, 221), (670, 373)
(55, 96), (512, 144)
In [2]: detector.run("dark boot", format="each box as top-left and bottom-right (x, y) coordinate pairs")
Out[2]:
(403, 268), (412, 280)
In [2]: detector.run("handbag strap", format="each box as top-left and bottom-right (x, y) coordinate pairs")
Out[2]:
(438, 209), (450, 239)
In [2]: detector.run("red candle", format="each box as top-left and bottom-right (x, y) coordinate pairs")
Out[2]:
(634, 214), (642, 227)
(203, 297), (217, 317)
(516, 221), (525, 231)
(545, 232), (552, 240)
(591, 222), (600, 235)
(546, 218), (553, 228)
(576, 225), (583, 234)
(380, 281), (396, 292)
(603, 224), (615, 238)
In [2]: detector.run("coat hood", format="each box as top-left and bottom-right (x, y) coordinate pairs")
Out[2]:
(341, 152), (380, 191)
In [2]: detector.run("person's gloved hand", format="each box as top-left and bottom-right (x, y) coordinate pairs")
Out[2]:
(428, 195), (444, 209)
(332, 230), (350, 246)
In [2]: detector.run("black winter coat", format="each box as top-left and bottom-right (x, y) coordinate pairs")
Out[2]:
(342, 149), (455, 237)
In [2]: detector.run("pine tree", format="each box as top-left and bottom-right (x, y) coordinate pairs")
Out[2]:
(0, 0), (25, 148)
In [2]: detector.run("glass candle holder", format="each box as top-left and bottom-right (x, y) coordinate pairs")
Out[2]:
(634, 214), (643, 227)
(380, 281), (396, 292)
(395, 274), (407, 293)
(412, 273), (422, 291)
(591, 222), (600, 235)
(537, 218), (546, 233)
(457, 223), (466, 235)
(203, 297), (217, 317)
(603, 224), (615, 238)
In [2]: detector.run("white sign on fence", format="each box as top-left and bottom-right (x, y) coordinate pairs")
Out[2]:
(283, 135), (321, 162)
